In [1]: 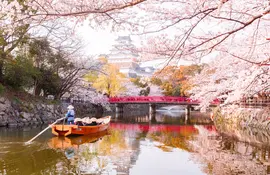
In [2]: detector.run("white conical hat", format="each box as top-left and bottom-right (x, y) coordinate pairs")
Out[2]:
(67, 105), (74, 109)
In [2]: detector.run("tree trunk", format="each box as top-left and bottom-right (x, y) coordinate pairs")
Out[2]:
(0, 52), (6, 84)
(54, 93), (62, 100)
(34, 82), (42, 96)
(0, 60), (4, 84)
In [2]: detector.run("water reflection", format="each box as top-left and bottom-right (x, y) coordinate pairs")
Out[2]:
(112, 111), (213, 126)
(0, 114), (270, 175)
(0, 142), (74, 174)
(48, 131), (108, 150)
(191, 125), (270, 175)
(47, 129), (130, 174)
(46, 123), (215, 174)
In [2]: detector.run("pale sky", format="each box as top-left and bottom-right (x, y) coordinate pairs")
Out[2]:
(77, 27), (115, 55)
(75, 20), (218, 64)
(76, 25), (215, 65)
(77, 25), (141, 56)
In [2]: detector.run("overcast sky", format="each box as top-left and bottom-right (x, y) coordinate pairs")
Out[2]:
(77, 25), (142, 56)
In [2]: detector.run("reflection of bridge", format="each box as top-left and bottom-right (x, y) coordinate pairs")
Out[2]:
(110, 122), (216, 133)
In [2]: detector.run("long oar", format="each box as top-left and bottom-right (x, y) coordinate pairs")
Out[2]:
(25, 117), (66, 144)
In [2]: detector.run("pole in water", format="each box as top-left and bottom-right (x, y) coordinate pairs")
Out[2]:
(25, 117), (66, 144)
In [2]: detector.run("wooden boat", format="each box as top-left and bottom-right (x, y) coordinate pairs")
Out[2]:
(51, 116), (111, 136)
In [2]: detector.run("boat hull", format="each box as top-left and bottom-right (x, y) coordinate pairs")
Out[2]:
(52, 116), (110, 136)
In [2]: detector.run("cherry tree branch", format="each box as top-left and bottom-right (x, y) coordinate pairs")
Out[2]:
(189, 8), (270, 52)
(137, 7), (217, 35)
(34, 0), (146, 17)
(223, 51), (270, 66)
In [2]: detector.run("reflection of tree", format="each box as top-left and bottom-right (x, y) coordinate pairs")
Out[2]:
(74, 129), (141, 174)
(0, 143), (77, 174)
(216, 122), (270, 147)
(99, 130), (129, 154)
(190, 125), (270, 175)
(147, 129), (196, 152)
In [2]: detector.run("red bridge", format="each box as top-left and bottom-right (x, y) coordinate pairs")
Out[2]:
(109, 96), (220, 105)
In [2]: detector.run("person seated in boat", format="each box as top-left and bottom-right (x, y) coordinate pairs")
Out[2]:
(65, 105), (75, 125)
(74, 118), (84, 126)
(74, 117), (104, 126)
(87, 118), (98, 126)
(80, 117), (97, 126)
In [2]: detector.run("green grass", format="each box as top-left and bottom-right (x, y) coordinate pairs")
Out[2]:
(0, 84), (58, 106)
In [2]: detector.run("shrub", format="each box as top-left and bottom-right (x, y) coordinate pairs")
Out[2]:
(3, 56), (39, 89)
(0, 83), (5, 94)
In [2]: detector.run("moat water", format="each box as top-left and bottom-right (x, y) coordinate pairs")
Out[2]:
(0, 111), (269, 175)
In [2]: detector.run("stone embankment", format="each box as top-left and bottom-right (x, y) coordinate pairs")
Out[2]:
(0, 97), (113, 127)
(214, 107), (270, 131)
(0, 97), (64, 127)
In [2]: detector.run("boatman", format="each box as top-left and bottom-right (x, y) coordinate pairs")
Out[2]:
(66, 105), (75, 125)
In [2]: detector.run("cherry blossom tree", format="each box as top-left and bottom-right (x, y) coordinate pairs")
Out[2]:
(69, 85), (109, 106)
(2, 0), (270, 106)
(190, 56), (269, 108)
(133, 0), (270, 106)
(1, 0), (145, 34)
(123, 78), (163, 96)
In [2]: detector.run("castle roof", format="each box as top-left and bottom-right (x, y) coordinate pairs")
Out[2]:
(116, 36), (131, 41)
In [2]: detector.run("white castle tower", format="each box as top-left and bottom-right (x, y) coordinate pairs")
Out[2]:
(107, 36), (139, 74)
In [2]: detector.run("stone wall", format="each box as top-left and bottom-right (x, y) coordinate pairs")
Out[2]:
(0, 97), (65, 127)
(72, 103), (105, 118)
(213, 107), (270, 131)
(0, 97), (116, 127)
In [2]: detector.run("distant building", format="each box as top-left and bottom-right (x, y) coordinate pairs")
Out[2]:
(107, 36), (140, 74)
(102, 36), (196, 78)
(139, 58), (194, 69)
(128, 66), (155, 78)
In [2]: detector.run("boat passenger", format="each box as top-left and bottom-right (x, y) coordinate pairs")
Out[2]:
(66, 105), (75, 125)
